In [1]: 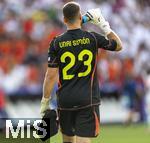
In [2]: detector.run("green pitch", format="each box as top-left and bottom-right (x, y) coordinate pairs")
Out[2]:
(0, 124), (150, 143)
(50, 124), (150, 143)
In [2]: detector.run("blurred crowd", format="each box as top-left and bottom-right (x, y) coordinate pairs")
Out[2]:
(0, 0), (150, 120)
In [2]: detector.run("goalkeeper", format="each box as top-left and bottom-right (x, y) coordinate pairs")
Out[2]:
(40, 2), (122, 143)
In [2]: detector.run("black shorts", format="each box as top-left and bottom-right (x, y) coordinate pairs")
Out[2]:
(58, 105), (100, 137)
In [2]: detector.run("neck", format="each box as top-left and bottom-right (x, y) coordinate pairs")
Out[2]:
(67, 22), (81, 30)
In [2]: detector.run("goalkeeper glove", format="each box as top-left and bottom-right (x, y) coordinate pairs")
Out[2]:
(86, 8), (112, 36)
(40, 97), (50, 117)
(37, 109), (58, 141)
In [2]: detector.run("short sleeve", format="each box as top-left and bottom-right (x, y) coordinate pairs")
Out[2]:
(91, 32), (117, 51)
(48, 39), (59, 68)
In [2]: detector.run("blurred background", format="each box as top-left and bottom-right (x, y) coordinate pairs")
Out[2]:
(0, 0), (150, 142)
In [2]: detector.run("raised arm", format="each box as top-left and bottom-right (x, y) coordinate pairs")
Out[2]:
(107, 31), (122, 51)
(86, 8), (122, 51)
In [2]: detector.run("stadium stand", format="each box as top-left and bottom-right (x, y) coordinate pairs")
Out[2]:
(0, 0), (149, 123)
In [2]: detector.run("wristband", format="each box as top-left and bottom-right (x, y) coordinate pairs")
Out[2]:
(41, 97), (50, 103)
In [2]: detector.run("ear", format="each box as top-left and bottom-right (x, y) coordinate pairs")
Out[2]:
(63, 17), (67, 24)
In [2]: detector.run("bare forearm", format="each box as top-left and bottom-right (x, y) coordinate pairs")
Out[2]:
(40, 68), (58, 116)
(107, 31), (122, 51)
(43, 69), (57, 99)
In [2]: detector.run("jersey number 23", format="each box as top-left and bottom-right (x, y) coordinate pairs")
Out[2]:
(60, 49), (93, 80)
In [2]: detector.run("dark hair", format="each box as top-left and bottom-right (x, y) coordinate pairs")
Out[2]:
(63, 2), (80, 23)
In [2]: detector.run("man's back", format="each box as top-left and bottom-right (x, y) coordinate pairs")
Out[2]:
(48, 29), (116, 109)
